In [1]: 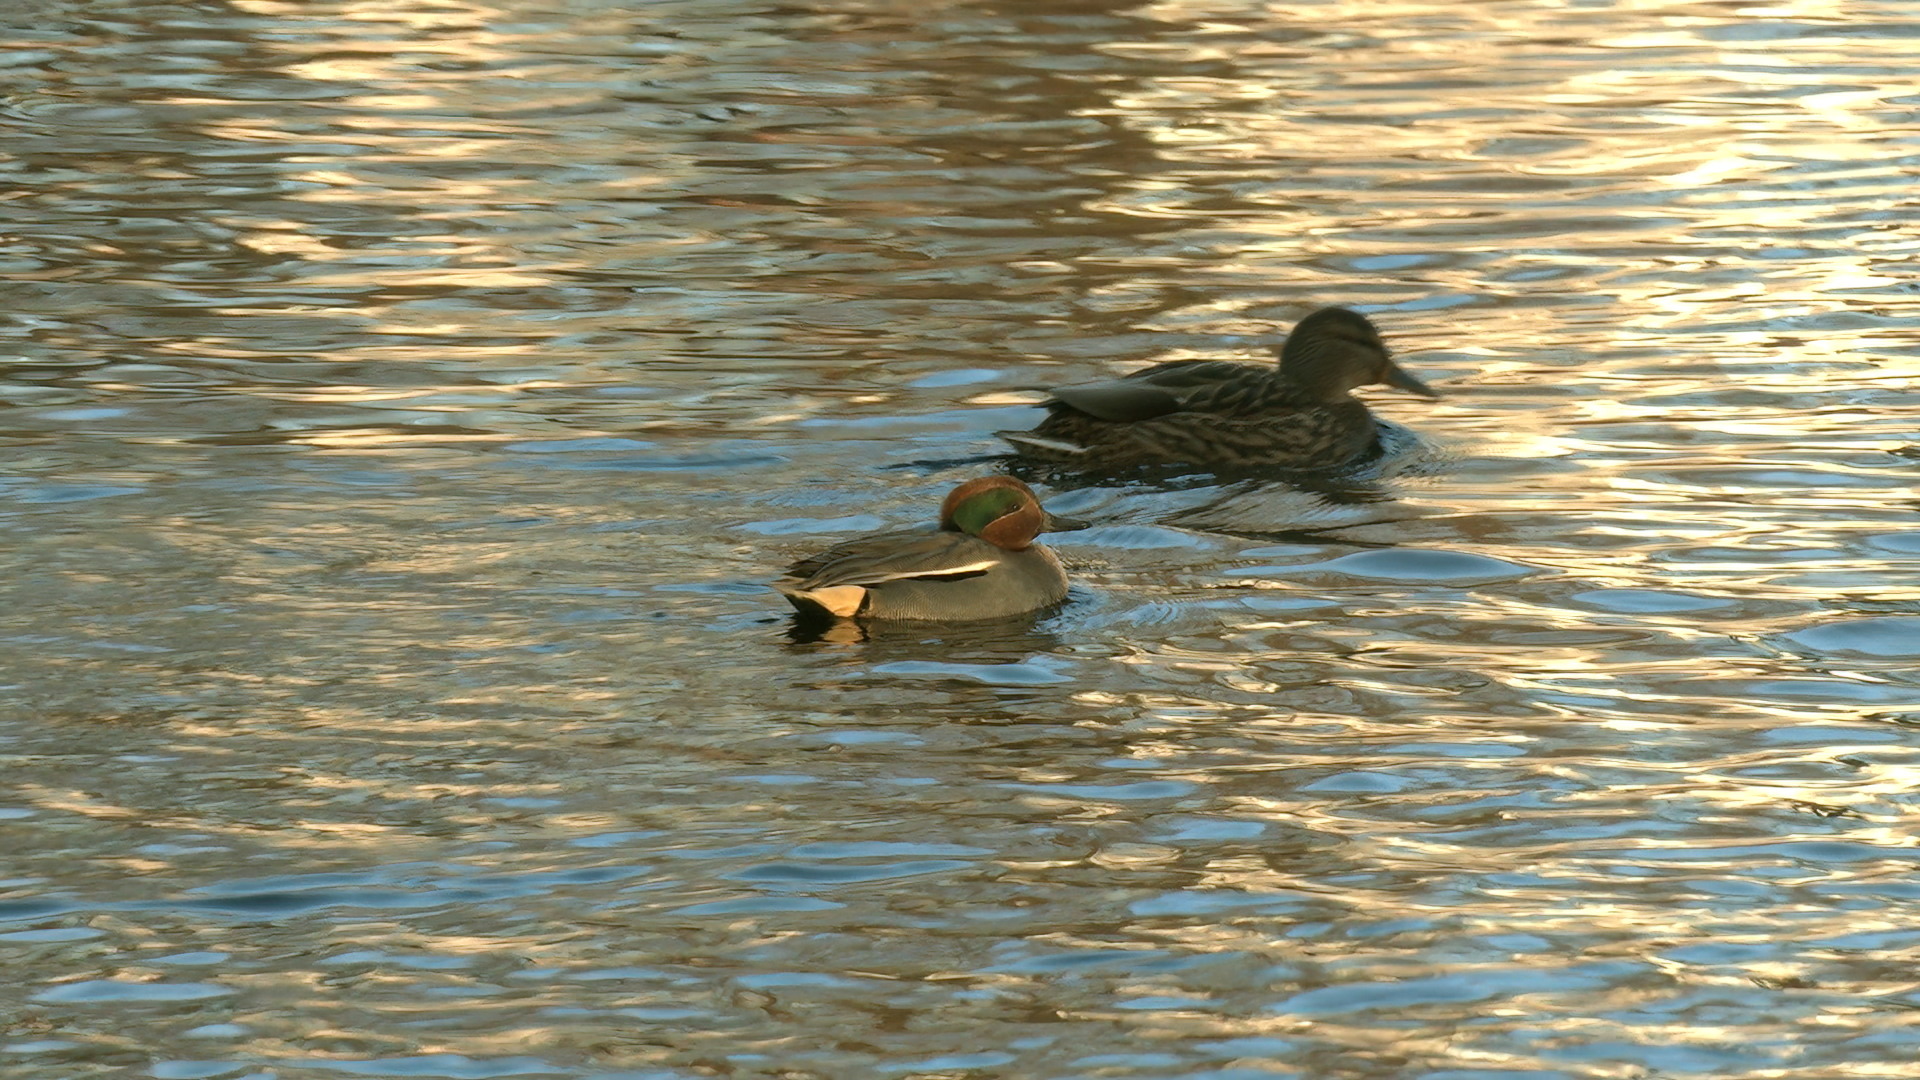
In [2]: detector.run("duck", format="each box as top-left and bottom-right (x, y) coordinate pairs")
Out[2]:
(773, 476), (1085, 622)
(998, 306), (1440, 472)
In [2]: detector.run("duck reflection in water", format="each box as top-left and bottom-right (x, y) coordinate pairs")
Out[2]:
(782, 605), (1073, 653)
(773, 476), (1086, 632)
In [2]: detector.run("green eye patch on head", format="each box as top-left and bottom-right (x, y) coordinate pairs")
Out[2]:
(949, 486), (1024, 536)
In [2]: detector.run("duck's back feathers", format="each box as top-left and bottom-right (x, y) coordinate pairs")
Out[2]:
(775, 530), (1061, 621)
(1047, 358), (1328, 422)
(780, 529), (999, 591)
(776, 530), (1004, 620)
(1005, 398), (1377, 470)
(1006, 358), (1375, 469)
(999, 307), (1436, 472)
(771, 475), (1076, 622)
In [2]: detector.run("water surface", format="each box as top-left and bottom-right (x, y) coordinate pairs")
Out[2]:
(4, 1), (1920, 1077)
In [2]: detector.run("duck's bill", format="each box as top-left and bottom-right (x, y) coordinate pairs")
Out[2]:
(1385, 362), (1440, 399)
(1041, 508), (1091, 533)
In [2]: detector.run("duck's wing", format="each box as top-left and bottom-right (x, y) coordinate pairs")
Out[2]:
(1048, 360), (1290, 421)
(781, 529), (996, 590)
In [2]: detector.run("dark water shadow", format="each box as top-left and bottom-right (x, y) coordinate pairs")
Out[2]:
(881, 452), (1011, 474)
(1003, 423), (1446, 539)
(781, 607), (1065, 659)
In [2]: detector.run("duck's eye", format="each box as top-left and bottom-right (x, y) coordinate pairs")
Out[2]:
(952, 488), (1025, 535)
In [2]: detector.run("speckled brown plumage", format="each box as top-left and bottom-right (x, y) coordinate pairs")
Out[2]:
(999, 307), (1439, 472)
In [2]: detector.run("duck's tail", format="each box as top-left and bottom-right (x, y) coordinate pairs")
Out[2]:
(772, 581), (866, 619)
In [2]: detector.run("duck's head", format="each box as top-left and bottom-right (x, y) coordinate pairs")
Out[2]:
(1273, 306), (1439, 401)
(939, 476), (1087, 550)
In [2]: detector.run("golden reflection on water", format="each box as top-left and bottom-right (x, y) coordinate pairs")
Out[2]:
(4, 0), (1920, 1076)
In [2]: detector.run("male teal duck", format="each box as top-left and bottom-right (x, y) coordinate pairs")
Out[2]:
(998, 306), (1440, 472)
(773, 476), (1084, 622)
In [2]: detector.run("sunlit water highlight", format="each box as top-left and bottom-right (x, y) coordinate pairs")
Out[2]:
(3, 1), (1920, 1077)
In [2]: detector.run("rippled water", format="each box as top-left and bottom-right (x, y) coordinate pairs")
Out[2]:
(4, 0), (1920, 1076)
